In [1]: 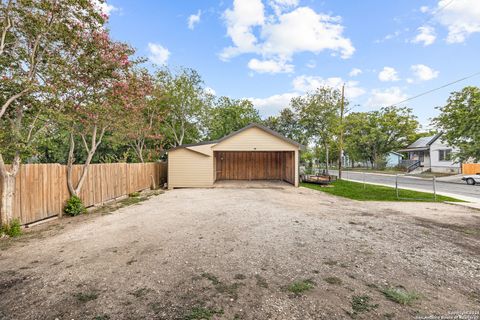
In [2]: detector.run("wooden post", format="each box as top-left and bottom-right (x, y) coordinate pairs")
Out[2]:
(338, 84), (345, 180)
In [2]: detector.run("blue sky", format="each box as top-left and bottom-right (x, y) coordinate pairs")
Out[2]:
(103, 0), (480, 128)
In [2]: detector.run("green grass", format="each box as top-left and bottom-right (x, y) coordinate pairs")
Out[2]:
(381, 287), (421, 305)
(287, 279), (315, 295)
(184, 307), (223, 320)
(301, 180), (462, 202)
(351, 295), (378, 313)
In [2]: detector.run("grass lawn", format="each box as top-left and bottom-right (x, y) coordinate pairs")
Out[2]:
(301, 180), (462, 202)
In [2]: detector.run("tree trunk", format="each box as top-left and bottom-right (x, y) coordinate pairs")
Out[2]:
(0, 154), (20, 226)
(325, 144), (330, 174)
(0, 174), (16, 226)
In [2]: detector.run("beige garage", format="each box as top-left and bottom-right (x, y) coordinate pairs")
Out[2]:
(167, 124), (303, 189)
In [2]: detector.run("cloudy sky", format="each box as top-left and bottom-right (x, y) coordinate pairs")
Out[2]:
(104, 0), (480, 128)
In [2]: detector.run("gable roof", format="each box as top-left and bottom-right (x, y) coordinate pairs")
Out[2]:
(215, 123), (304, 149)
(168, 123), (305, 152)
(407, 133), (442, 149)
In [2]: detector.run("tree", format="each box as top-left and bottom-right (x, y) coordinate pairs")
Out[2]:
(114, 68), (166, 162)
(204, 97), (261, 140)
(263, 108), (307, 145)
(344, 107), (419, 168)
(0, 0), (105, 225)
(153, 68), (207, 146)
(433, 86), (480, 161)
(61, 30), (135, 197)
(292, 87), (343, 173)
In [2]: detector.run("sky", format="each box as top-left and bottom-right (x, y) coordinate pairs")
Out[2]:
(102, 0), (480, 129)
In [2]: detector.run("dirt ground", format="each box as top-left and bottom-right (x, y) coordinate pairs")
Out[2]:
(0, 186), (479, 320)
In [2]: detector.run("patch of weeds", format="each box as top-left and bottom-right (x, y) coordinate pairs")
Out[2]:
(201, 272), (242, 299)
(234, 273), (246, 280)
(381, 287), (421, 305)
(351, 295), (378, 314)
(75, 292), (98, 303)
(255, 274), (268, 288)
(324, 259), (337, 266)
(184, 307), (223, 320)
(324, 276), (342, 285)
(129, 192), (140, 197)
(129, 287), (151, 298)
(93, 315), (110, 320)
(201, 272), (221, 286)
(287, 279), (315, 295)
(0, 218), (22, 237)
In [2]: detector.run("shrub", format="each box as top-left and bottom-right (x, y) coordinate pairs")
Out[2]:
(382, 287), (421, 305)
(64, 196), (86, 216)
(1, 218), (22, 237)
(287, 279), (315, 295)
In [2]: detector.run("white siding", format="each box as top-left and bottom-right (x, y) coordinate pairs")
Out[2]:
(429, 138), (461, 173)
(168, 147), (214, 188)
(212, 127), (298, 151)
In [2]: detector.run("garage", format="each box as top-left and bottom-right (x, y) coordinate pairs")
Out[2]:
(214, 151), (295, 184)
(168, 123), (303, 188)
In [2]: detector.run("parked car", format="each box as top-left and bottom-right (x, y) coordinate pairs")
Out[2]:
(462, 174), (480, 185)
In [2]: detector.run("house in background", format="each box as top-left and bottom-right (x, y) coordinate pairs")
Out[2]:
(398, 133), (461, 173)
(386, 151), (404, 167)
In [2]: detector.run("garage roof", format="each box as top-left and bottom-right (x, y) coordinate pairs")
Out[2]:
(169, 123), (305, 151)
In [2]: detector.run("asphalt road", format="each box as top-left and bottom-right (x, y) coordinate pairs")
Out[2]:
(329, 170), (480, 201)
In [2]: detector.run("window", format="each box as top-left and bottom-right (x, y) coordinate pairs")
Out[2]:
(439, 149), (452, 161)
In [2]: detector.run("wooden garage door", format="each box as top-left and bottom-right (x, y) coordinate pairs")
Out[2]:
(215, 151), (294, 184)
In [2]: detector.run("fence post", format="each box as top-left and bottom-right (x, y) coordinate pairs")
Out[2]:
(363, 171), (366, 190)
(433, 176), (437, 201)
(395, 174), (399, 200)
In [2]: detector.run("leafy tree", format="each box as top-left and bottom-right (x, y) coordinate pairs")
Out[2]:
(291, 87), (343, 173)
(263, 108), (307, 145)
(153, 67), (207, 146)
(204, 97), (260, 140)
(60, 29), (136, 197)
(0, 0), (105, 225)
(432, 86), (480, 161)
(344, 107), (419, 168)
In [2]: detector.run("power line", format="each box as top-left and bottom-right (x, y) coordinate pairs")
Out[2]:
(421, 0), (455, 25)
(386, 70), (480, 107)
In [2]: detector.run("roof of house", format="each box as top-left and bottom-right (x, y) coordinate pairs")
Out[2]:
(169, 123), (305, 152)
(397, 133), (442, 152)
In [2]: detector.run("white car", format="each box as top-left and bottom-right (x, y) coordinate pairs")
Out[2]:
(462, 174), (480, 185)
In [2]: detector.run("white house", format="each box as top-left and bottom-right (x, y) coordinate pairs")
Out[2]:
(398, 133), (461, 173)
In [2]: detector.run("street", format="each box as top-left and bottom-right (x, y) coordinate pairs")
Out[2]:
(330, 170), (480, 201)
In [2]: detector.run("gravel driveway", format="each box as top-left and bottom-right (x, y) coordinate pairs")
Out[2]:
(0, 187), (479, 320)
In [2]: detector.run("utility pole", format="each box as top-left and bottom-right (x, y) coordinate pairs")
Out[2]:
(338, 84), (345, 180)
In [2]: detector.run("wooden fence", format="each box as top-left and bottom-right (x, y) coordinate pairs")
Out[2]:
(0, 162), (167, 225)
(462, 163), (480, 175)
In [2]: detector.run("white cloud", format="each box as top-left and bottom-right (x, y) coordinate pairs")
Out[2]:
(366, 87), (408, 107)
(378, 67), (400, 82)
(248, 93), (299, 116)
(435, 0), (480, 43)
(94, 0), (118, 16)
(188, 10), (202, 30)
(221, 2), (355, 73)
(349, 68), (362, 77)
(410, 64), (439, 81)
(420, 6), (430, 13)
(292, 75), (365, 99)
(247, 58), (294, 73)
(205, 87), (216, 95)
(269, 0), (299, 15)
(412, 26), (436, 46)
(221, 0), (265, 60)
(148, 43), (170, 65)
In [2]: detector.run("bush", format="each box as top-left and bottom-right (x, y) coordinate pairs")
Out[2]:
(1, 218), (22, 237)
(64, 196), (86, 216)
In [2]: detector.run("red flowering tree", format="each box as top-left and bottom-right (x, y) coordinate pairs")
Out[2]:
(0, 0), (106, 226)
(61, 30), (136, 197)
